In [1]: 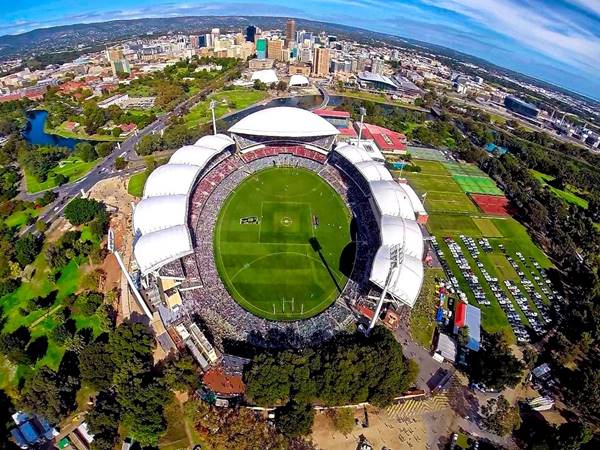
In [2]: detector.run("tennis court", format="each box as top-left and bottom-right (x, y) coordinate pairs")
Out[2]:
(407, 146), (448, 161)
(443, 162), (487, 177)
(471, 194), (511, 216)
(453, 175), (504, 195)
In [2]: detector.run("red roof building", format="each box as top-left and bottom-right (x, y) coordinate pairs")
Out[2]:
(356, 123), (407, 154)
(119, 123), (138, 134)
(59, 81), (86, 94)
(312, 108), (356, 137)
(203, 367), (246, 397)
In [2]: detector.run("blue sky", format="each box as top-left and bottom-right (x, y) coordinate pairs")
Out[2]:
(1, 0), (599, 99)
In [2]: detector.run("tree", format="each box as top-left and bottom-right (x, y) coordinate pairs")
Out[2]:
(457, 325), (470, 348)
(78, 291), (104, 315)
(114, 157), (127, 170)
(64, 198), (105, 226)
(75, 142), (97, 162)
(470, 333), (523, 390)
(136, 134), (162, 156)
(14, 233), (42, 267)
(86, 390), (122, 450)
(0, 326), (31, 365)
(95, 142), (113, 158)
(552, 421), (592, 450)
(111, 127), (122, 138)
(481, 395), (521, 437)
(276, 401), (314, 437)
(35, 220), (48, 234)
(54, 173), (68, 186)
(162, 356), (199, 391)
(18, 365), (79, 423)
(79, 341), (115, 390)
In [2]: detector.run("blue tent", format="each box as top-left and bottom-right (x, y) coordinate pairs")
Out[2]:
(435, 307), (444, 322)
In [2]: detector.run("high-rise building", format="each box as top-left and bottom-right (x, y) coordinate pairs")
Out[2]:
(106, 48), (124, 62)
(313, 47), (330, 76)
(371, 58), (385, 75)
(285, 19), (296, 47)
(204, 33), (212, 48)
(246, 25), (256, 42)
(199, 35), (207, 48)
(211, 28), (220, 43)
(189, 35), (199, 49)
(267, 38), (284, 61)
(256, 38), (267, 59)
(110, 59), (130, 76)
(300, 47), (313, 64)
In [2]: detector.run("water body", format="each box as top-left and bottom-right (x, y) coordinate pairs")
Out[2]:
(23, 110), (86, 149)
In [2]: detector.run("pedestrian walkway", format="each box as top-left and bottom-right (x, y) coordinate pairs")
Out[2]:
(386, 394), (450, 417)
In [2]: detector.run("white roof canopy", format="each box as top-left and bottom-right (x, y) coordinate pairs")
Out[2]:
(169, 145), (221, 167)
(370, 250), (423, 307)
(354, 161), (393, 182)
(228, 106), (340, 138)
(398, 182), (427, 216)
(379, 215), (424, 259)
(194, 133), (234, 150)
(370, 180), (416, 221)
(251, 69), (279, 84)
(133, 195), (188, 236)
(143, 165), (201, 198)
(289, 74), (309, 86)
(134, 225), (193, 275)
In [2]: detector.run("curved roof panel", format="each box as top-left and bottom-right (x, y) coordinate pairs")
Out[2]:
(370, 249), (423, 307)
(133, 195), (188, 236)
(169, 145), (221, 167)
(398, 182), (427, 215)
(369, 180), (416, 221)
(380, 215), (424, 259)
(355, 161), (393, 182)
(289, 74), (309, 86)
(134, 225), (193, 275)
(251, 69), (279, 84)
(143, 165), (201, 198)
(228, 106), (340, 138)
(334, 143), (372, 164)
(194, 133), (234, 150)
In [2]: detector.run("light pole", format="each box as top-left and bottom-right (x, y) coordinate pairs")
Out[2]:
(357, 106), (366, 147)
(209, 99), (217, 135)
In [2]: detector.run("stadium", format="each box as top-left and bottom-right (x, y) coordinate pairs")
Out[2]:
(131, 106), (426, 348)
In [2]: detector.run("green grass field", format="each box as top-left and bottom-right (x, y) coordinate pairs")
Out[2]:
(410, 267), (445, 348)
(184, 89), (269, 129)
(25, 156), (99, 193)
(530, 169), (588, 208)
(214, 167), (352, 320)
(128, 171), (149, 197)
(452, 175), (504, 195)
(5, 208), (41, 230)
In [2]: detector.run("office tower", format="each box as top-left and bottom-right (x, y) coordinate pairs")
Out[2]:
(371, 58), (385, 75)
(211, 28), (220, 43)
(106, 48), (124, 62)
(246, 25), (256, 42)
(199, 35), (207, 48)
(267, 39), (284, 61)
(110, 59), (130, 76)
(256, 38), (267, 59)
(312, 47), (330, 76)
(204, 33), (212, 48)
(189, 35), (199, 49)
(300, 47), (313, 64)
(285, 19), (296, 47)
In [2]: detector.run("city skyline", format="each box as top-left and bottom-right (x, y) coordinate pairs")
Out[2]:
(1, 1), (599, 100)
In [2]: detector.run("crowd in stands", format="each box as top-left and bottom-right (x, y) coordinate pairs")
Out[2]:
(155, 144), (382, 349)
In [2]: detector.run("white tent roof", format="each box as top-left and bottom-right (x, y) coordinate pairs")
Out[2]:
(194, 133), (234, 150)
(134, 225), (193, 275)
(369, 180), (416, 221)
(379, 215), (424, 259)
(169, 145), (221, 167)
(398, 182), (427, 216)
(228, 106), (340, 138)
(335, 143), (372, 164)
(355, 161), (393, 182)
(133, 195), (188, 236)
(143, 165), (201, 198)
(370, 249), (423, 307)
(289, 74), (309, 86)
(251, 69), (279, 84)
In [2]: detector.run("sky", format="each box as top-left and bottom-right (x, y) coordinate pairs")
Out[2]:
(1, 0), (599, 99)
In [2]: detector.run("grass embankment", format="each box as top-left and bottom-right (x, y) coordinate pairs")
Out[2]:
(329, 88), (428, 111)
(184, 89), (269, 129)
(410, 268), (445, 348)
(530, 169), (588, 209)
(25, 155), (99, 193)
(128, 171), (149, 197)
(5, 208), (41, 230)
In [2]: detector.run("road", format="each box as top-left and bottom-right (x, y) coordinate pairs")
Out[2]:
(19, 65), (241, 234)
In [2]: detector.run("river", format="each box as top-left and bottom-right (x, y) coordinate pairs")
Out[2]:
(23, 110), (87, 149)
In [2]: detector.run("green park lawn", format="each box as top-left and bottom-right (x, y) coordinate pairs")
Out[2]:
(128, 171), (149, 197)
(48, 122), (123, 142)
(330, 88), (427, 111)
(5, 208), (41, 230)
(530, 169), (588, 208)
(25, 156), (99, 193)
(184, 89), (269, 129)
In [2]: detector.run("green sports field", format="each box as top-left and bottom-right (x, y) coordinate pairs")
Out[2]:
(213, 167), (353, 320)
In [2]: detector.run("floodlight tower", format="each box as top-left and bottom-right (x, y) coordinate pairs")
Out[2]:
(209, 100), (217, 135)
(357, 106), (366, 147)
(366, 242), (403, 334)
(108, 228), (153, 320)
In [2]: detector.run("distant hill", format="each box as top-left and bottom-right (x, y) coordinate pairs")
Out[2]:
(0, 15), (597, 106)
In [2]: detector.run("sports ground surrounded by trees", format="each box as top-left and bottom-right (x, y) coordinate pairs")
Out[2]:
(213, 167), (353, 320)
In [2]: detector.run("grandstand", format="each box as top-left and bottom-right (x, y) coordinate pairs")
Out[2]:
(130, 106), (426, 349)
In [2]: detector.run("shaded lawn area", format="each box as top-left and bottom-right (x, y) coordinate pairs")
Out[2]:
(529, 169), (588, 209)
(410, 267), (445, 348)
(48, 123), (122, 142)
(330, 89), (427, 111)
(25, 155), (99, 193)
(5, 208), (41, 230)
(128, 171), (149, 197)
(184, 89), (269, 129)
